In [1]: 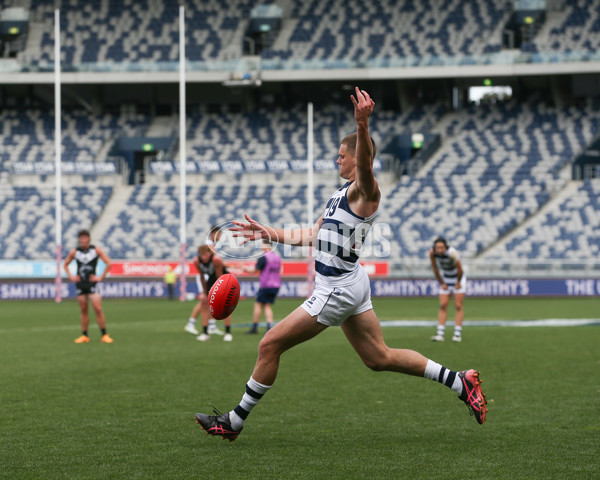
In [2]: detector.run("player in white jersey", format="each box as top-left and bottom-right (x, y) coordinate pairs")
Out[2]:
(430, 236), (466, 342)
(194, 88), (487, 441)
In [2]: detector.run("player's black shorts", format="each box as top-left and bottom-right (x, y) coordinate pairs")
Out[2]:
(76, 282), (97, 296)
(256, 287), (279, 304)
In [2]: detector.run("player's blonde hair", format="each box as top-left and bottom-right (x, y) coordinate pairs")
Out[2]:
(340, 133), (377, 160)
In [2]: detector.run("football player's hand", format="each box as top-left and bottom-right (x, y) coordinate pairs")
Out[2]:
(71, 275), (81, 283)
(199, 292), (208, 303)
(230, 214), (271, 245)
(351, 86), (375, 124)
(441, 283), (448, 290)
(90, 275), (99, 282)
(455, 282), (461, 290)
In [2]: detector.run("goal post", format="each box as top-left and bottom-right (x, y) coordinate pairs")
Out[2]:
(54, 8), (62, 303)
(306, 102), (314, 294)
(178, 4), (187, 301)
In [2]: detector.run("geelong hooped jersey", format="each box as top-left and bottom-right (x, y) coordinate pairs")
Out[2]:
(315, 181), (377, 281)
(434, 247), (460, 285)
(75, 245), (99, 283)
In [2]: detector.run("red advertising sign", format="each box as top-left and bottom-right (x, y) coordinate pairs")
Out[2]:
(108, 260), (389, 278)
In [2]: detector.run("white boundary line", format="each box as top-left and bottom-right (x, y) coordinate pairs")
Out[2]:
(379, 319), (600, 327)
(1, 318), (598, 335)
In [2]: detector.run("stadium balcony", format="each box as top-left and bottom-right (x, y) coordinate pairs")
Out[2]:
(0, 107), (150, 172)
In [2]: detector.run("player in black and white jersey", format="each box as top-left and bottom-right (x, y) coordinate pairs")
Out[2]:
(195, 87), (487, 441)
(185, 226), (225, 337)
(64, 229), (113, 344)
(429, 237), (466, 342)
(189, 244), (233, 342)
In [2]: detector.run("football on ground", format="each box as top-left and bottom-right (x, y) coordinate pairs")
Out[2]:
(208, 274), (240, 320)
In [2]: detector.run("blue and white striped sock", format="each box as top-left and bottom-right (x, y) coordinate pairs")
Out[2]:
(229, 376), (271, 430)
(424, 360), (463, 395)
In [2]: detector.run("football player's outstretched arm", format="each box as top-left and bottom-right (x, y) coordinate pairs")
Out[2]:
(231, 214), (323, 247)
(351, 87), (379, 203)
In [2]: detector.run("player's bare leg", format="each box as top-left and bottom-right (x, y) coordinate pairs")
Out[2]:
(343, 308), (486, 423)
(78, 294), (90, 332)
(342, 309), (428, 376)
(89, 294), (106, 329)
(185, 302), (201, 335)
(432, 293), (450, 341)
(264, 304), (274, 331)
(246, 302), (262, 334)
(74, 295), (91, 343)
(253, 302), (261, 324)
(200, 296), (210, 328)
(195, 307), (327, 439)
(223, 315), (233, 342)
(251, 307), (327, 385)
(191, 302), (202, 320)
(90, 293), (112, 343)
(452, 293), (465, 342)
(196, 297), (211, 341)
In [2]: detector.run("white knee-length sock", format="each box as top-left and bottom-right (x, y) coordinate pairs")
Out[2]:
(229, 376), (271, 430)
(424, 359), (463, 395)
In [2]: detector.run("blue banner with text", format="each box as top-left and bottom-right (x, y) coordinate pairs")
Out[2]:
(1, 278), (599, 300)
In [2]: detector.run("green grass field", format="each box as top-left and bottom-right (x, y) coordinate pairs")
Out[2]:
(1, 297), (599, 480)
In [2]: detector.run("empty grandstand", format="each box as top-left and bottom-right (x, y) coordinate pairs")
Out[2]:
(0, 0), (599, 279)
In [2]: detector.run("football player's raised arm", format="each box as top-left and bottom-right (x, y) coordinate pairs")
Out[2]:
(351, 87), (378, 201)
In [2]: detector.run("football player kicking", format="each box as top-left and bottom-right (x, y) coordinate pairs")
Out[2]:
(194, 87), (487, 441)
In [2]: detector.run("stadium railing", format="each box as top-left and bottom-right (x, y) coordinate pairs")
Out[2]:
(9, 49), (600, 74)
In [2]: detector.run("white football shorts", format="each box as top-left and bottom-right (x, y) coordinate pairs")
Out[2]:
(439, 274), (467, 295)
(301, 267), (373, 327)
